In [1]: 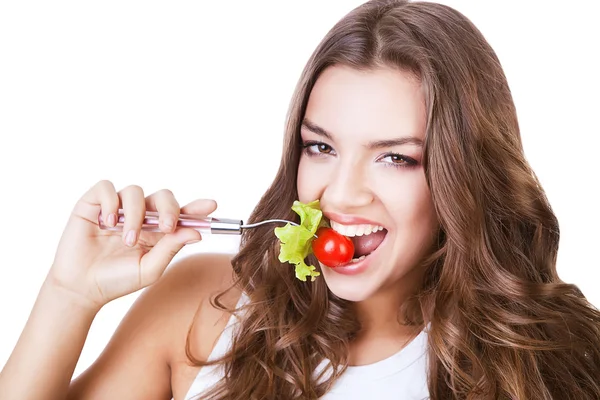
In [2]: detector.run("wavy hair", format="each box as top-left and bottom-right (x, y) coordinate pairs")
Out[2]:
(186, 1), (600, 398)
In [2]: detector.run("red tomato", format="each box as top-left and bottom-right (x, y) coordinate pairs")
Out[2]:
(311, 227), (354, 268)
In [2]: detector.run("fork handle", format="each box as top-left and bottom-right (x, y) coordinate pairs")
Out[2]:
(98, 209), (243, 235)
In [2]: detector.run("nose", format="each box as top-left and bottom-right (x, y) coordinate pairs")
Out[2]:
(321, 162), (374, 212)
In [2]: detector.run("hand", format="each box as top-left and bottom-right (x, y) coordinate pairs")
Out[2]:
(46, 180), (216, 309)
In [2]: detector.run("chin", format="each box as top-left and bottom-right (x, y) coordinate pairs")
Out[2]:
(320, 263), (380, 302)
(319, 251), (425, 304)
(317, 236), (391, 302)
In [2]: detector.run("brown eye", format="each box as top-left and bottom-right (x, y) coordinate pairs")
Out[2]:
(317, 143), (332, 153)
(379, 153), (418, 168)
(301, 141), (335, 156)
(389, 154), (405, 164)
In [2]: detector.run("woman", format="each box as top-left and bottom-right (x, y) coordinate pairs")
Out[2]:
(1, 0), (599, 399)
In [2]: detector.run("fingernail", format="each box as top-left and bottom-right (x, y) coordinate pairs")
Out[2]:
(107, 213), (117, 227)
(125, 230), (137, 247)
(185, 238), (201, 244)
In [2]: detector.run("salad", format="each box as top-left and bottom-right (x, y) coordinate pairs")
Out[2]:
(274, 200), (354, 281)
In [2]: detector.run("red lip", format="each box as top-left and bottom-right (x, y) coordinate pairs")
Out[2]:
(324, 230), (389, 276)
(323, 211), (384, 227)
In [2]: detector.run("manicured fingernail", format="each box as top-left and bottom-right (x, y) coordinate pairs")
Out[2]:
(107, 213), (117, 227)
(125, 230), (136, 247)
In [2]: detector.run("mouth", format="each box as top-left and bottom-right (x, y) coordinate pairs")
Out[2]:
(329, 220), (388, 265)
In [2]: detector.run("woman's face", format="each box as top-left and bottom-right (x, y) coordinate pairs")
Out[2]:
(297, 65), (438, 303)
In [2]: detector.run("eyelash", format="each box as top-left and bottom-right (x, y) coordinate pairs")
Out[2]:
(300, 140), (418, 169)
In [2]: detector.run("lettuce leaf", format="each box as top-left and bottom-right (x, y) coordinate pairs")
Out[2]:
(274, 200), (323, 281)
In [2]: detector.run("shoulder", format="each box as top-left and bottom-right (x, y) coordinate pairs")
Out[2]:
(158, 252), (243, 398)
(151, 252), (243, 365)
(148, 251), (238, 307)
(143, 252), (241, 360)
(67, 252), (239, 399)
(101, 251), (240, 366)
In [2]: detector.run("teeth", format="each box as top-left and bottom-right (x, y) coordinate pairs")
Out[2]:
(355, 225), (366, 236)
(330, 220), (385, 237)
(351, 255), (366, 263)
(345, 224), (357, 237)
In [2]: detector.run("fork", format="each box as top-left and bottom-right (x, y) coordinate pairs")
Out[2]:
(98, 209), (300, 235)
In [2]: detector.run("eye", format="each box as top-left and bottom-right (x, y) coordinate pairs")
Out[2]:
(378, 153), (418, 168)
(301, 141), (335, 156)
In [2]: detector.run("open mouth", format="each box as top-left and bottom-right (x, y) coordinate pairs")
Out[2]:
(330, 221), (388, 263)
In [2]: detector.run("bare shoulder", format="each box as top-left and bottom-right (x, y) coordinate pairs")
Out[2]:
(68, 252), (240, 400)
(162, 252), (242, 399)
(152, 252), (241, 359)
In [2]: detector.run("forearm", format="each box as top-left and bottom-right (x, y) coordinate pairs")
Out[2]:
(0, 278), (99, 400)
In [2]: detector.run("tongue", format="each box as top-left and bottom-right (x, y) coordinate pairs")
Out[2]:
(350, 230), (386, 258)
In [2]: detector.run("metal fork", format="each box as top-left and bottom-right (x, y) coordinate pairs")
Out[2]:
(98, 209), (301, 235)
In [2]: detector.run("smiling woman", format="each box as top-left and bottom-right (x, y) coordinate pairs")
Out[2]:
(0, 1), (599, 400)
(298, 66), (437, 300)
(199, 1), (600, 397)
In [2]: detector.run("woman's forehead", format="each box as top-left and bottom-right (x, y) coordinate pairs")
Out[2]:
(304, 65), (427, 143)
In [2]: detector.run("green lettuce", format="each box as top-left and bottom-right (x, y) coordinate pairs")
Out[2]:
(274, 200), (325, 281)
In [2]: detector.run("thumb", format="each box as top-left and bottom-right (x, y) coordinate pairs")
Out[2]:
(138, 228), (201, 287)
(180, 199), (218, 215)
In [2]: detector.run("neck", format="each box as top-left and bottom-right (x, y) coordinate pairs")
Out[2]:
(353, 291), (410, 339)
(353, 268), (425, 339)
(347, 276), (424, 366)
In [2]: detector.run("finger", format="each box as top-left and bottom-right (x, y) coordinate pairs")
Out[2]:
(138, 228), (202, 287)
(118, 185), (145, 247)
(180, 199), (218, 216)
(145, 189), (180, 234)
(78, 180), (119, 226)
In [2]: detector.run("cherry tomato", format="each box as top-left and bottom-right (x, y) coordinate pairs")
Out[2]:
(311, 227), (354, 268)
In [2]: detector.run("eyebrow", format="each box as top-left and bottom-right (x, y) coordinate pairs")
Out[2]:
(301, 118), (423, 149)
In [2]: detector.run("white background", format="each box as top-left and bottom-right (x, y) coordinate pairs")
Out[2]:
(0, 0), (598, 378)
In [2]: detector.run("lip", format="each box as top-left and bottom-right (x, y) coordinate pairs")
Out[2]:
(323, 211), (384, 227)
(324, 232), (389, 276)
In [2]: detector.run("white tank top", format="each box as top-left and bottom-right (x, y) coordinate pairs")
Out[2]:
(184, 294), (430, 400)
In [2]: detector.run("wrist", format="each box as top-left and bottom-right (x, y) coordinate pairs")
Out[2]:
(42, 273), (103, 316)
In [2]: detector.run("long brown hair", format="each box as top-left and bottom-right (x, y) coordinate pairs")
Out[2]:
(186, 1), (600, 398)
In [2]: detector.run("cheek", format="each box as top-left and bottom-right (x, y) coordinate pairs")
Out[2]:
(296, 157), (320, 203)
(384, 174), (436, 226)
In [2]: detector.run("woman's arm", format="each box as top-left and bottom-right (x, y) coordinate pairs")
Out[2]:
(65, 253), (235, 400)
(0, 279), (100, 399)
(0, 253), (231, 400)
(0, 180), (220, 400)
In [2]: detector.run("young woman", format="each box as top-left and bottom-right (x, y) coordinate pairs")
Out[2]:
(2, 0), (599, 399)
